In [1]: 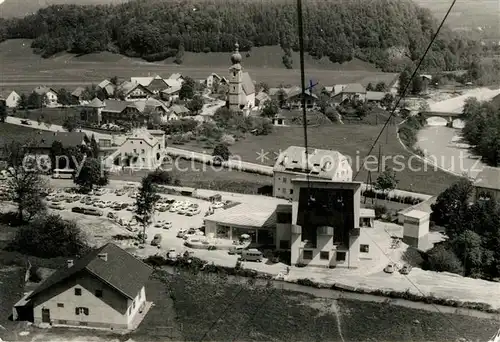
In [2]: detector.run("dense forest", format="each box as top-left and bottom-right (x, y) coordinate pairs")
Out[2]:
(0, 0), (488, 72)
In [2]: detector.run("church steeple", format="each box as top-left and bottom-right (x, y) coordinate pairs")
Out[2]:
(228, 41), (243, 111)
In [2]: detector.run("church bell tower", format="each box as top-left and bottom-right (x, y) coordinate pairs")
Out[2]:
(228, 42), (243, 111)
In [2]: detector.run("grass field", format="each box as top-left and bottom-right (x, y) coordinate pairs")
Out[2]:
(183, 123), (460, 195)
(0, 39), (398, 90)
(9, 107), (80, 126)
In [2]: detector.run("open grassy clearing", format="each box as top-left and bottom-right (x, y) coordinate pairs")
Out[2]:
(9, 107), (80, 126)
(0, 40), (398, 88)
(183, 123), (460, 195)
(0, 122), (46, 146)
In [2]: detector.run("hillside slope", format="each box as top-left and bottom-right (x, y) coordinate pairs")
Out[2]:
(0, 0), (128, 18)
(0, 0), (484, 72)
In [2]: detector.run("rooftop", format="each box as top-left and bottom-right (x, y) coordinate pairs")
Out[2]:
(342, 83), (366, 94)
(404, 209), (430, 220)
(31, 131), (87, 149)
(474, 167), (500, 191)
(366, 91), (387, 101)
(274, 146), (350, 179)
(28, 243), (152, 301)
(204, 202), (280, 228)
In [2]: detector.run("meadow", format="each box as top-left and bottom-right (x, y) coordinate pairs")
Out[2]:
(0, 39), (398, 90)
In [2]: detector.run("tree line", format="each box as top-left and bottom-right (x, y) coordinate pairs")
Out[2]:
(461, 97), (500, 166)
(0, 0), (490, 72)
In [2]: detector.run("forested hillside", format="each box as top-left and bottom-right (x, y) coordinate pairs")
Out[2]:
(0, 0), (485, 72)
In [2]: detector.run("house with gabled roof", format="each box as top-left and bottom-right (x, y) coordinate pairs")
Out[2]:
(116, 81), (154, 101)
(168, 73), (184, 82)
(284, 86), (318, 109)
(338, 83), (367, 103)
(96, 80), (116, 98)
(33, 86), (58, 107)
(205, 73), (228, 89)
(474, 167), (500, 201)
(0, 90), (20, 108)
(103, 128), (167, 170)
(131, 75), (168, 95)
(13, 243), (153, 330)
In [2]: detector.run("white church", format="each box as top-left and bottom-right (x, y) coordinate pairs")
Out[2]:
(227, 42), (255, 114)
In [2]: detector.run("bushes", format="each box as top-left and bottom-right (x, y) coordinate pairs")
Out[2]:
(8, 214), (90, 258)
(145, 169), (176, 185)
(361, 189), (422, 205)
(221, 134), (236, 146)
(373, 204), (387, 219)
(423, 244), (464, 275)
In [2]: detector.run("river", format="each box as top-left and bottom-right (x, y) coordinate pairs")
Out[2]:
(416, 125), (486, 179)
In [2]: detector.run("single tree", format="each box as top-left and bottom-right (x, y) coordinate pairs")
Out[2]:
(375, 82), (387, 92)
(73, 157), (108, 193)
(411, 76), (424, 95)
(213, 143), (230, 163)
(27, 92), (42, 109)
(381, 93), (394, 109)
(110, 76), (119, 85)
(179, 77), (195, 100)
(17, 93), (28, 109)
(375, 167), (399, 197)
(134, 176), (160, 243)
(187, 95), (204, 114)
(62, 116), (81, 132)
(145, 169), (173, 185)
(366, 83), (374, 91)
(256, 82), (270, 93)
(398, 65), (413, 96)
(430, 179), (473, 230)
(0, 101), (6, 122)
(57, 88), (71, 107)
(4, 140), (47, 222)
(89, 134), (100, 158)
(261, 99), (279, 118)
(277, 89), (288, 108)
(424, 244), (464, 274)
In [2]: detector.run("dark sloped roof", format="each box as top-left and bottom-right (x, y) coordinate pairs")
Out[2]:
(28, 243), (152, 300)
(31, 131), (87, 149)
(102, 99), (134, 113)
(474, 167), (500, 191)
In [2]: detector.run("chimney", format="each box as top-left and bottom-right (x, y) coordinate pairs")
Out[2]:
(97, 253), (108, 262)
(67, 259), (74, 268)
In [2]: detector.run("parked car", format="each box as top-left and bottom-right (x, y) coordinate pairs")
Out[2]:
(49, 203), (65, 210)
(20, 119), (31, 125)
(399, 264), (412, 275)
(177, 229), (187, 238)
(166, 248), (177, 261)
(151, 234), (162, 247)
(384, 262), (397, 274)
(162, 222), (172, 230)
(212, 202), (224, 209)
(84, 208), (103, 216)
(154, 220), (168, 228)
(240, 249), (263, 262)
(71, 206), (85, 214)
(178, 207), (189, 215)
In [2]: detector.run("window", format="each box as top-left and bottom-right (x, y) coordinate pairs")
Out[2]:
(360, 244), (370, 253)
(75, 307), (89, 316)
(303, 250), (313, 260)
(279, 240), (289, 249)
(133, 149), (137, 153)
(140, 141), (143, 144)
(59, 320), (67, 324)
(141, 149), (145, 154)
(289, 189), (293, 195)
(283, 177), (287, 183)
(57, 303), (64, 308)
(142, 158), (145, 162)
(320, 251), (329, 260)
(74, 288), (81, 296)
(336, 252), (346, 262)
(95, 290), (103, 298)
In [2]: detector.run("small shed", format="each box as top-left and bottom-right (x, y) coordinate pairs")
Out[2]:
(402, 209), (430, 250)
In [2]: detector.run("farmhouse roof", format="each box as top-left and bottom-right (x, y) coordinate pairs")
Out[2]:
(134, 98), (169, 113)
(161, 85), (181, 95)
(255, 91), (270, 102)
(86, 97), (105, 108)
(273, 145), (348, 180)
(170, 104), (190, 115)
(102, 99), (134, 113)
(164, 79), (183, 88)
(474, 167), (500, 191)
(27, 243), (152, 301)
(0, 90), (15, 99)
(131, 77), (154, 87)
(98, 80), (111, 88)
(168, 73), (183, 80)
(71, 87), (86, 98)
(31, 131), (87, 149)
(241, 72), (255, 96)
(33, 86), (56, 96)
(286, 86), (318, 99)
(366, 91), (387, 101)
(342, 83), (366, 94)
